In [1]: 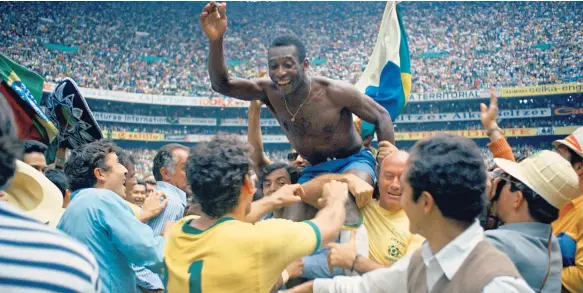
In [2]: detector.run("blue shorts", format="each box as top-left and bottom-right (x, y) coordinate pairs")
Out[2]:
(298, 148), (377, 184)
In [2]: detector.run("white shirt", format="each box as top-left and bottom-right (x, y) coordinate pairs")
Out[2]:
(314, 220), (534, 293)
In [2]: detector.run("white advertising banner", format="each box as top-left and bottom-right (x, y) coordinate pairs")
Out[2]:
(408, 90), (489, 102)
(395, 108), (551, 123)
(94, 112), (217, 126)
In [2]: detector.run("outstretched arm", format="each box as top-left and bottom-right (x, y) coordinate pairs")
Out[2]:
(329, 81), (395, 144)
(480, 88), (515, 162)
(248, 100), (272, 173)
(201, 2), (269, 100)
(301, 172), (373, 209)
(244, 184), (304, 223)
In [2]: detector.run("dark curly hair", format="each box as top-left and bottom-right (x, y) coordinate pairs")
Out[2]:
(407, 134), (487, 224)
(270, 35), (307, 61)
(186, 135), (250, 218)
(45, 169), (70, 198)
(0, 94), (22, 189)
(65, 140), (118, 191)
(257, 162), (301, 197)
(22, 140), (48, 155)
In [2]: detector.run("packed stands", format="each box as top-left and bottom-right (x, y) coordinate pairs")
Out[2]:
(2, 1), (582, 95)
(3, 1), (582, 174)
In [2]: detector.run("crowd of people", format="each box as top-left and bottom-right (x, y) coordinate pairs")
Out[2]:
(3, 82), (583, 293)
(125, 144), (543, 178)
(3, 1), (582, 97)
(2, 1), (583, 293)
(86, 93), (581, 117)
(402, 94), (583, 114)
(87, 92), (580, 137)
(98, 116), (575, 137)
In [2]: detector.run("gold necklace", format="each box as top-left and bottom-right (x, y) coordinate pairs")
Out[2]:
(282, 77), (312, 122)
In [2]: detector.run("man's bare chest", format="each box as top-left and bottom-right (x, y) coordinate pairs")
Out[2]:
(265, 91), (343, 136)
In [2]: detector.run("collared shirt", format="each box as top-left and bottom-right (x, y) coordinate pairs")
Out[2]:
(0, 202), (101, 293)
(552, 195), (583, 293)
(165, 216), (320, 292)
(485, 222), (562, 293)
(361, 201), (424, 265)
(57, 188), (165, 293)
(135, 181), (187, 290)
(314, 220), (534, 293)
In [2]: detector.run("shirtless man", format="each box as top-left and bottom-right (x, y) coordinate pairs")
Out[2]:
(201, 2), (395, 217)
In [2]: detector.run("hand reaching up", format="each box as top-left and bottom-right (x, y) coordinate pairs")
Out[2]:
(480, 88), (499, 131)
(200, 2), (228, 41)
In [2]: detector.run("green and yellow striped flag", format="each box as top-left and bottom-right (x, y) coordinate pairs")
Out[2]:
(0, 53), (58, 143)
(355, 1), (411, 138)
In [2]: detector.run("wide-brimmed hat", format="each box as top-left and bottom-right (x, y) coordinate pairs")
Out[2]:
(2, 160), (63, 224)
(553, 127), (583, 160)
(494, 150), (579, 210)
(44, 78), (103, 149)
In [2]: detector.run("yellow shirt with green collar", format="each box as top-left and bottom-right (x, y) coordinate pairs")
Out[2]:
(552, 195), (583, 293)
(361, 200), (424, 266)
(164, 215), (321, 293)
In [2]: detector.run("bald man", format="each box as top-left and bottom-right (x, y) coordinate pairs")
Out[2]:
(327, 151), (425, 274)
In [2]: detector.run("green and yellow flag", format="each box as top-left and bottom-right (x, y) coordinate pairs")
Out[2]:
(0, 53), (58, 143)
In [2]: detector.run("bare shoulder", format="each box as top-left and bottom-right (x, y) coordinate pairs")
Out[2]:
(316, 76), (361, 105)
(255, 78), (273, 88)
(254, 78), (274, 102)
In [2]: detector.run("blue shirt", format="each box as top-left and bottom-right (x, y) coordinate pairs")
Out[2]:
(485, 222), (562, 293)
(57, 188), (165, 293)
(135, 181), (187, 290)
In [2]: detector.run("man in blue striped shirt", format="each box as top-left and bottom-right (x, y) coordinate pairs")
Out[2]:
(0, 95), (101, 293)
(135, 143), (189, 293)
(0, 203), (102, 293)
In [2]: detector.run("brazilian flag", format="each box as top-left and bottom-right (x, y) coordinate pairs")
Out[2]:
(0, 53), (58, 144)
(355, 1), (411, 138)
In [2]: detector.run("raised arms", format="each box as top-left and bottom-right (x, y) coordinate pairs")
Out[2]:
(201, 2), (269, 101)
(248, 100), (273, 173)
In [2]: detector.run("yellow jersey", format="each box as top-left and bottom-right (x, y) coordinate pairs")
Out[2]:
(552, 195), (583, 293)
(127, 202), (141, 218)
(361, 200), (424, 266)
(164, 216), (321, 293)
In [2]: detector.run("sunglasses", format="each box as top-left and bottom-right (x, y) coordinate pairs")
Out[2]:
(287, 152), (299, 161)
(490, 171), (523, 203)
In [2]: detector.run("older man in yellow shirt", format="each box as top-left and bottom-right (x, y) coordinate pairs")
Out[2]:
(326, 150), (424, 274)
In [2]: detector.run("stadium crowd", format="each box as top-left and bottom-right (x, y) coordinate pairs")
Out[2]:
(3, 84), (583, 293)
(2, 1), (583, 293)
(3, 1), (582, 96)
(100, 119), (570, 136)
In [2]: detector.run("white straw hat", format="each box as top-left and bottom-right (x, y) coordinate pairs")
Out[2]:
(494, 150), (579, 209)
(553, 127), (583, 159)
(3, 160), (63, 224)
